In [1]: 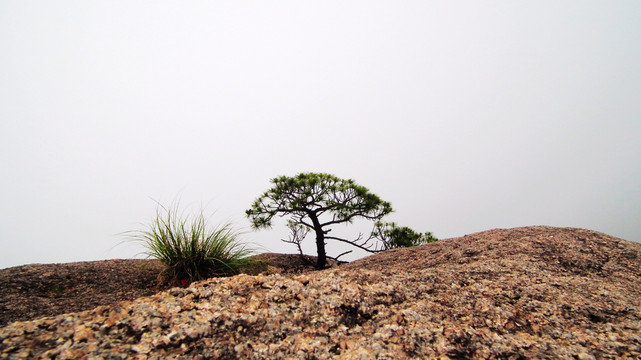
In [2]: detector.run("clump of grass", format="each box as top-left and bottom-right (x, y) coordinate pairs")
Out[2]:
(131, 204), (253, 284)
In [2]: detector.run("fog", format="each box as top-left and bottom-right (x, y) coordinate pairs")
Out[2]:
(1, 1), (640, 269)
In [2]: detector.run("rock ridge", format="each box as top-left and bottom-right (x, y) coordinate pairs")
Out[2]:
(1, 226), (640, 359)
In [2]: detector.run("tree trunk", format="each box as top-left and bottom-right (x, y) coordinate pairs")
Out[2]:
(314, 229), (326, 269)
(309, 213), (327, 269)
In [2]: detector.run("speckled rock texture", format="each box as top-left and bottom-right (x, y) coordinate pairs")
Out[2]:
(1, 226), (640, 359)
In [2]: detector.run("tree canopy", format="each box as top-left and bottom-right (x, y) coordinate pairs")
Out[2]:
(246, 173), (393, 269)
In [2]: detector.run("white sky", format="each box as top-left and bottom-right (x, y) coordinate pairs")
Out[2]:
(1, 1), (640, 269)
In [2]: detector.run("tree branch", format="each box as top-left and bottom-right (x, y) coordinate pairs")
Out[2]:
(324, 235), (383, 253)
(331, 250), (352, 261)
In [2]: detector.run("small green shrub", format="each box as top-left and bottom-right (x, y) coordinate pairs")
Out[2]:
(131, 204), (253, 284)
(373, 221), (438, 250)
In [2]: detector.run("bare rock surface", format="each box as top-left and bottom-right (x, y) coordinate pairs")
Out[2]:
(1, 226), (640, 359)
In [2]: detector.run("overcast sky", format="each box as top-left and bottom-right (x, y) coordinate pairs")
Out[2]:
(1, 1), (640, 269)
